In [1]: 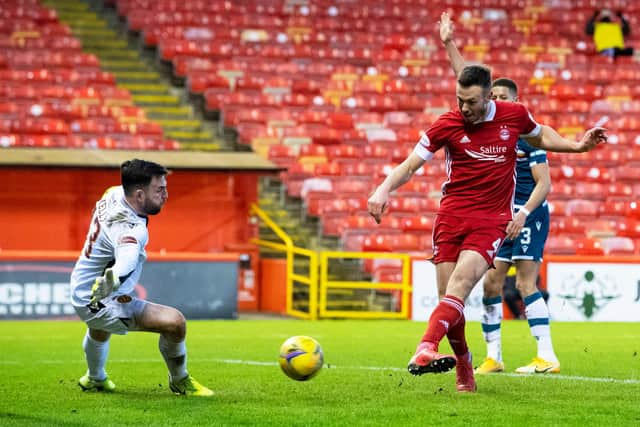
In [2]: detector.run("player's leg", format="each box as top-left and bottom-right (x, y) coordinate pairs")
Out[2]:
(446, 218), (508, 391)
(136, 302), (214, 396)
(409, 260), (458, 375)
(409, 251), (488, 383)
(514, 260), (560, 373)
(73, 301), (132, 392)
(435, 261), (455, 300)
(475, 259), (510, 374)
(444, 250), (490, 392)
(408, 215), (463, 376)
(78, 328), (116, 392)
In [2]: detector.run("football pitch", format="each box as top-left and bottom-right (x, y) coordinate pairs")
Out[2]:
(1, 319), (639, 427)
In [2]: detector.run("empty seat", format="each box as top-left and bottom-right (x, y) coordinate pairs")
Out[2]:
(616, 219), (640, 238)
(599, 236), (636, 255)
(565, 199), (599, 217)
(575, 238), (604, 256)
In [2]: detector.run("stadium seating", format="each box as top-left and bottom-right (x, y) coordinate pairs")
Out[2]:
(4, 0), (637, 256)
(108, 0), (640, 254)
(0, 0), (179, 149)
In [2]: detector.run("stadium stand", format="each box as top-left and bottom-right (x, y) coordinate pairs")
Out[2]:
(2, 0), (639, 260)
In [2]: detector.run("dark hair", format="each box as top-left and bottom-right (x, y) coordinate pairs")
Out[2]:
(492, 77), (519, 96)
(121, 159), (168, 195)
(458, 65), (492, 92)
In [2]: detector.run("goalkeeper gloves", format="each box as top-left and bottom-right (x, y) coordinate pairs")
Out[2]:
(89, 268), (120, 311)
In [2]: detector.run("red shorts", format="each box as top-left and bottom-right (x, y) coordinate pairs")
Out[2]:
(432, 214), (509, 266)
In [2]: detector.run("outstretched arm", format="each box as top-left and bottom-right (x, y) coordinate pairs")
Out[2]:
(440, 12), (465, 77)
(367, 153), (426, 224)
(523, 125), (607, 153)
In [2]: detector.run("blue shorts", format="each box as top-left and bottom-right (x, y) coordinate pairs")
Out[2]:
(496, 205), (549, 263)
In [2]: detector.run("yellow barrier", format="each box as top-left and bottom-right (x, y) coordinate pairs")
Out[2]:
(250, 204), (318, 320)
(250, 204), (413, 320)
(319, 251), (411, 319)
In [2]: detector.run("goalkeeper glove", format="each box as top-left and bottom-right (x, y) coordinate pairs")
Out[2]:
(89, 268), (120, 311)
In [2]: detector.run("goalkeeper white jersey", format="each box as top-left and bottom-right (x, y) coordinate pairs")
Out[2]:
(70, 186), (148, 306)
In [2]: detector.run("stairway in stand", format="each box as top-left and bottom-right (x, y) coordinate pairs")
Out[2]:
(43, 0), (230, 150)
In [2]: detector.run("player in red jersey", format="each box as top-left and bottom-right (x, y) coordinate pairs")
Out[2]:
(367, 63), (606, 392)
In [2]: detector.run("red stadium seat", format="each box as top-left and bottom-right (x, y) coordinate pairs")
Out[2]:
(326, 144), (362, 161)
(600, 237), (636, 255)
(599, 198), (633, 220)
(321, 212), (348, 237)
(340, 160), (381, 178)
(267, 144), (296, 167)
(551, 216), (586, 237)
(545, 236), (577, 255)
(616, 219), (640, 239)
(575, 238), (605, 255)
(401, 215), (434, 232)
(565, 199), (599, 217)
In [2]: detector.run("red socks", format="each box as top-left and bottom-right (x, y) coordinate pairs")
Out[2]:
(420, 295), (468, 356)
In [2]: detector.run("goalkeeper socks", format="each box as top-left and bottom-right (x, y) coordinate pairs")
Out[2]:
(83, 331), (109, 381)
(159, 335), (188, 382)
(481, 296), (503, 361)
(524, 291), (558, 363)
(421, 295), (465, 351)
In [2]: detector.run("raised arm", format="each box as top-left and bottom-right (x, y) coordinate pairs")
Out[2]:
(367, 153), (426, 224)
(523, 125), (607, 153)
(440, 12), (465, 77)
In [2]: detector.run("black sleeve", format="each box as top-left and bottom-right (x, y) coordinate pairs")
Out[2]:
(619, 14), (631, 36)
(586, 10), (599, 35)
(585, 17), (596, 35)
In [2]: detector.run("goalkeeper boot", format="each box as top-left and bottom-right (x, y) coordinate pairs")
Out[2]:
(515, 357), (560, 374)
(407, 343), (456, 376)
(474, 357), (505, 374)
(455, 352), (477, 393)
(78, 374), (116, 392)
(169, 374), (214, 397)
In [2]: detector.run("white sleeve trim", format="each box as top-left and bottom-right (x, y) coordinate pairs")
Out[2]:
(521, 123), (541, 138)
(413, 135), (434, 161)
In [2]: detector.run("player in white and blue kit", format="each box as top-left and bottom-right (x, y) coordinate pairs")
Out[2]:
(475, 80), (561, 374)
(439, 13), (560, 374)
(70, 159), (213, 396)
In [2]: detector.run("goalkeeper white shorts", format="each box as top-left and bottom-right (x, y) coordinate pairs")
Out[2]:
(73, 295), (147, 335)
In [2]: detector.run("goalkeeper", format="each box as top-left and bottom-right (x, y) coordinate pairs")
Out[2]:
(69, 159), (213, 396)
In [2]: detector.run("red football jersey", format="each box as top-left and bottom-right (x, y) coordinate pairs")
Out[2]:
(413, 100), (541, 219)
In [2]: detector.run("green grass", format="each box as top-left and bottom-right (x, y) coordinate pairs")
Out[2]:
(1, 320), (639, 426)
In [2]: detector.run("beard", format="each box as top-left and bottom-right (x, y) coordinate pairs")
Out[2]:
(143, 200), (162, 215)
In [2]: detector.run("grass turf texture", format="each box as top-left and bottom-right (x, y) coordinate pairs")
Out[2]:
(1, 320), (639, 427)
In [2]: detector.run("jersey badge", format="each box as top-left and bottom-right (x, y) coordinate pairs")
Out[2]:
(499, 125), (510, 141)
(117, 295), (132, 303)
(459, 135), (471, 143)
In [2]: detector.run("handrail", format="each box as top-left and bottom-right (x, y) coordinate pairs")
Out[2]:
(249, 203), (317, 319)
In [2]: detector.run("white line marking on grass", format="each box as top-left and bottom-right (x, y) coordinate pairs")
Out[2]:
(3, 357), (639, 385)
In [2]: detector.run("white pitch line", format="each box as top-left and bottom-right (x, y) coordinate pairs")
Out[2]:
(3, 357), (639, 385)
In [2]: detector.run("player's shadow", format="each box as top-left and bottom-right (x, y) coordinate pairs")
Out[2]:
(1, 411), (87, 427)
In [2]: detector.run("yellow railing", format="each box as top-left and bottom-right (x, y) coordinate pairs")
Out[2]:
(250, 204), (318, 320)
(319, 251), (411, 319)
(250, 203), (413, 320)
